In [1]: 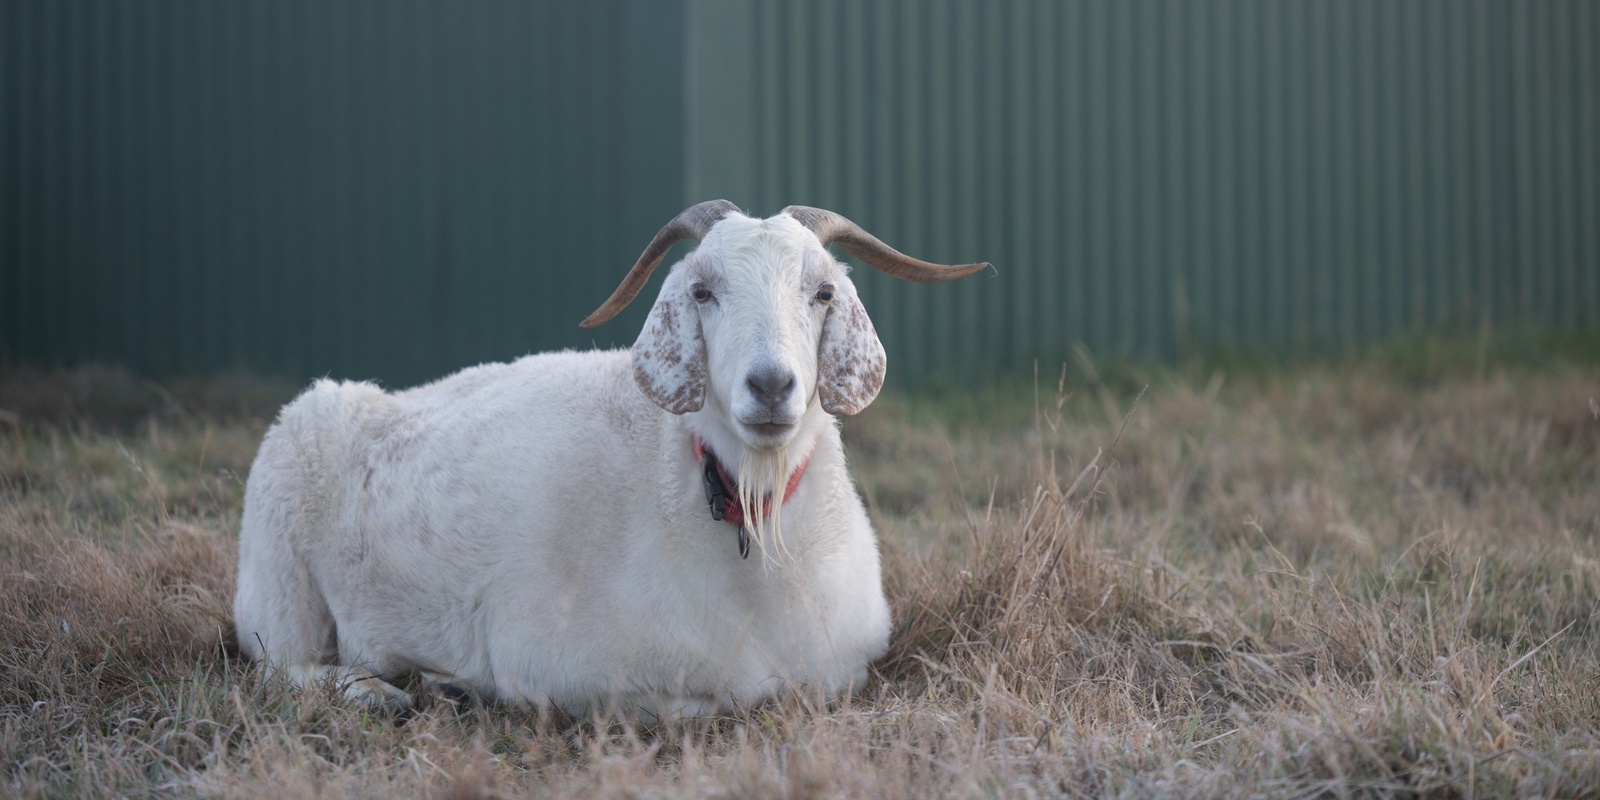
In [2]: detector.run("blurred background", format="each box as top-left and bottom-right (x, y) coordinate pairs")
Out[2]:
(2, 0), (1596, 389)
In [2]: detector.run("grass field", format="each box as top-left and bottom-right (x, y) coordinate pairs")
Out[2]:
(2, 343), (1598, 797)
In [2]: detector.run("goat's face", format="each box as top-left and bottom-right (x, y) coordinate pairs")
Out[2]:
(631, 213), (885, 451)
(584, 201), (986, 453)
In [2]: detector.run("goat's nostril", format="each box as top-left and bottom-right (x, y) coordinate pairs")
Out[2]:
(747, 368), (797, 404)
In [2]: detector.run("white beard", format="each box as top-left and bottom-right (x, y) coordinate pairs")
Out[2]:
(736, 445), (791, 566)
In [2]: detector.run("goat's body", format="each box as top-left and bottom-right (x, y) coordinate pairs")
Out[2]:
(234, 349), (891, 717)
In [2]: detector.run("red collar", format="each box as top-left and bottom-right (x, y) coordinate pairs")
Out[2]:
(693, 436), (811, 528)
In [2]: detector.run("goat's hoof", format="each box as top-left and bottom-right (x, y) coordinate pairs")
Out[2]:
(347, 676), (415, 717)
(412, 669), (479, 711)
(435, 678), (476, 710)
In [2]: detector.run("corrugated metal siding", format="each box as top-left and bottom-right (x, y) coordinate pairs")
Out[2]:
(3, 1), (1596, 387)
(688, 0), (1600, 380)
(2, 0), (686, 386)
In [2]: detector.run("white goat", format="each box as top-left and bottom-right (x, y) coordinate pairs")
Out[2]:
(232, 201), (987, 718)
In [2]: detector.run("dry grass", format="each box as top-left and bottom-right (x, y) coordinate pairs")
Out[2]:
(2, 352), (1598, 798)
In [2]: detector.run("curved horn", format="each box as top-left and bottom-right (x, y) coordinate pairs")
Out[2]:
(580, 199), (742, 328)
(782, 206), (990, 284)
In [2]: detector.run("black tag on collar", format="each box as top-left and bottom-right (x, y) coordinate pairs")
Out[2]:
(702, 457), (731, 521)
(701, 454), (749, 559)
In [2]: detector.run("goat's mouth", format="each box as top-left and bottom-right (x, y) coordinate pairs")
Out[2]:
(739, 420), (800, 447)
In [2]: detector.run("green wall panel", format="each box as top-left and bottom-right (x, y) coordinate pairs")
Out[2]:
(2, 0), (687, 387)
(688, 0), (1600, 381)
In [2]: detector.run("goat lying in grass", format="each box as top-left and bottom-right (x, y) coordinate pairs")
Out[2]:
(232, 201), (988, 719)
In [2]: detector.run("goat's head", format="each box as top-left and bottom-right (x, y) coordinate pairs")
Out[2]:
(582, 201), (987, 452)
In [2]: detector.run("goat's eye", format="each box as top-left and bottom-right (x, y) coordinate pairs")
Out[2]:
(691, 283), (712, 303)
(815, 285), (835, 304)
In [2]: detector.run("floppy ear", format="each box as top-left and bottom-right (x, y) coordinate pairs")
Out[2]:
(817, 285), (887, 415)
(630, 288), (707, 414)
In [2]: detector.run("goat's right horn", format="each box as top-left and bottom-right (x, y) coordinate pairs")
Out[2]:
(782, 206), (990, 284)
(580, 199), (742, 328)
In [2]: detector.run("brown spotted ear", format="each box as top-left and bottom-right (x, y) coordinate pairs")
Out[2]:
(631, 284), (706, 414)
(817, 283), (887, 415)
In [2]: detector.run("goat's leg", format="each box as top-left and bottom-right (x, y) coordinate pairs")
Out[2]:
(235, 506), (414, 712)
(234, 532), (335, 675)
(289, 664), (415, 713)
(415, 669), (481, 711)
(237, 565), (415, 711)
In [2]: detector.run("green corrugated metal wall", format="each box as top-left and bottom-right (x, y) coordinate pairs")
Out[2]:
(689, 0), (1599, 380)
(2, 0), (686, 386)
(3, 1), (1597, 388)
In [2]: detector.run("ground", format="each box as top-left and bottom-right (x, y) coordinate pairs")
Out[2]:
(2, 338), (1598, 798)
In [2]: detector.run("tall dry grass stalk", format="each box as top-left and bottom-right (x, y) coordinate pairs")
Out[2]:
(2, 359), (1598, 797)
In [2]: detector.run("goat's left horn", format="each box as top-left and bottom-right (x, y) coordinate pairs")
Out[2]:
(782, 206), (990, 284)
(580, 199), (742, 328)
